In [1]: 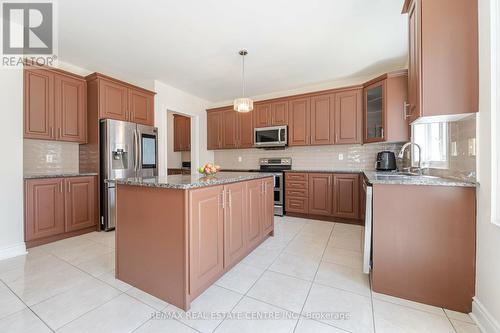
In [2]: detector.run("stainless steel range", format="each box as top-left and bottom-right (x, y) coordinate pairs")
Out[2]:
(258, 158), (292, 216)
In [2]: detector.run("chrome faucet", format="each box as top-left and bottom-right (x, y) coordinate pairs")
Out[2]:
(398, 142), (422, 175)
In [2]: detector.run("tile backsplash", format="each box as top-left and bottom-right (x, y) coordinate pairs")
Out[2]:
(214, 143), (404, 170)
(24, 139), (79, 175)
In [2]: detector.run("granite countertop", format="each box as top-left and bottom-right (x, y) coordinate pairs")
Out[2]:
(24, 172), (98, 180)
(285, 168), (476, 187)
(285, 169), (363, 174)
(363, 171), (477, 188)
(110, 172), (274, 189)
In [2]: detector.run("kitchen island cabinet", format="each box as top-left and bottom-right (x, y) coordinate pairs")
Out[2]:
(114, 172), (274, 310)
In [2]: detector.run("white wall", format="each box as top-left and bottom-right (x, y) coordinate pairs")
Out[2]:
(0, 69), (26, 259)
(472, 0), (500, 331)
(154, 80), (213, 176)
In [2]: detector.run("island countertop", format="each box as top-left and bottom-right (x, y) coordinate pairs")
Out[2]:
(111, 172), (274, 189)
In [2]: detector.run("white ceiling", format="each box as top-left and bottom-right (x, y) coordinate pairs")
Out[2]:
(58, 0), (408, 102)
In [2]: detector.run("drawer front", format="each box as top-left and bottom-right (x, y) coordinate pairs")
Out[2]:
(285, 197), (309, 214)
(286, 188), (308, 198)
(285, 181), (308, 190)
(285, 173), (308, 182)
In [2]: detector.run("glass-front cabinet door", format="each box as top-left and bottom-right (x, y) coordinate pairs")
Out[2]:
(364, 80), (385, 143)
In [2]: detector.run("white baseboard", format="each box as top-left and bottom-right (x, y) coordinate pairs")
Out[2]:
(471, 297), (500, 333)
(0, 242), (27, 261)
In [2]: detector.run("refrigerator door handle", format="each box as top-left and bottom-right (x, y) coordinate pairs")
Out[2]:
(136, 129), (142, 174)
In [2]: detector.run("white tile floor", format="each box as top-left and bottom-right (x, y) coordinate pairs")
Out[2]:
(0, 216), (481, 333)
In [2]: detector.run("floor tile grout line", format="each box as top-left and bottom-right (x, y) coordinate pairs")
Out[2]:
(369, 274), (377, 333)
(0, 279), (55, 332)
(292, 222), (336, 333)
(444, 310), (461, 333)
(212, 218), (310, 332)
(53, 292), (125, 331)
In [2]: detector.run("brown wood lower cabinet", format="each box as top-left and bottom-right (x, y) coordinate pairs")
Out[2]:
(64, 176), (97, 232)
(189, 185), (225, 296)
(285, 172), (362, 222)
(372, 184), (476, 312)
(24, 176), (98, 247)
(308, 173), (333, 216)
(116, 177), (274, 311)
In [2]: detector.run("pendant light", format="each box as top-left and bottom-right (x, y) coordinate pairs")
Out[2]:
(233, 49), (253, 113)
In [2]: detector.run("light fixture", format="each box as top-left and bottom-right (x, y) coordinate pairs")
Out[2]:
(233, 49), (253, 113)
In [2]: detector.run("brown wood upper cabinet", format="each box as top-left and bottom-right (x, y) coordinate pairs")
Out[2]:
(310, 94), (335, 145)
(207, 107), (254, 149)
(363, 71), (409, 143)
(254, 100), (289, 128)
(402, 0), (478, 121)
(24, 67), (87, 143)
(173, 115), (191, 152)
(335, 89), (363, 144)
(24, 176), (97, 245)
(87, 73), (155, 126)
(288, 97), (311, 146)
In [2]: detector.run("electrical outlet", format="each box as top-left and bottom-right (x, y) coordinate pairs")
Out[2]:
(46, 154), (54, 163)
(338, 153), (344, 161)
(238, 156), (242, 163)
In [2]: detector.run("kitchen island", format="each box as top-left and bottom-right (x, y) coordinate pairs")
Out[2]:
(112, 172), (274, 310)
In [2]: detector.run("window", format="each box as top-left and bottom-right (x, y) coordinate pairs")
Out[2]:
(412, 122), (449, 169)
(492, 0), (500, 226)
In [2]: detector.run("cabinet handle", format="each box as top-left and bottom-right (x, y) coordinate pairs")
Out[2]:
(403, 102), (411, 119)
(50, 127), (54, 138)
(381, 128), (384, 138)
(58, 128), (61, 138)
(221, 191), (225, 209)
(228, 190), (232, 208)
(335, 133), (339, 143)
(60, 182), (63, 193)
(68, 183), (71, 193)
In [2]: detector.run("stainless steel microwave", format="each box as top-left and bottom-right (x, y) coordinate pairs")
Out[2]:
(254, 126), (288, 148)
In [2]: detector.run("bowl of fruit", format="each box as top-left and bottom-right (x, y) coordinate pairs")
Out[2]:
(198, 163), (221, 177)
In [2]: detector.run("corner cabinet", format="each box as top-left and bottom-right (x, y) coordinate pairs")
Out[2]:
(403, 0), (478, 120)
(363, 71), (409, 143)
(87, 73), (155, 126)
(24, 66), (87, 143)
(24, 176), (98, 247)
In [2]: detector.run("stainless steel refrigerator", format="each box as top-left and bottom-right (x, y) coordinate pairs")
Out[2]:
(100, 119), (158, 231)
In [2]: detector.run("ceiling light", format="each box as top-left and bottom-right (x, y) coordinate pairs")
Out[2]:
(234, 49), (253, 113)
